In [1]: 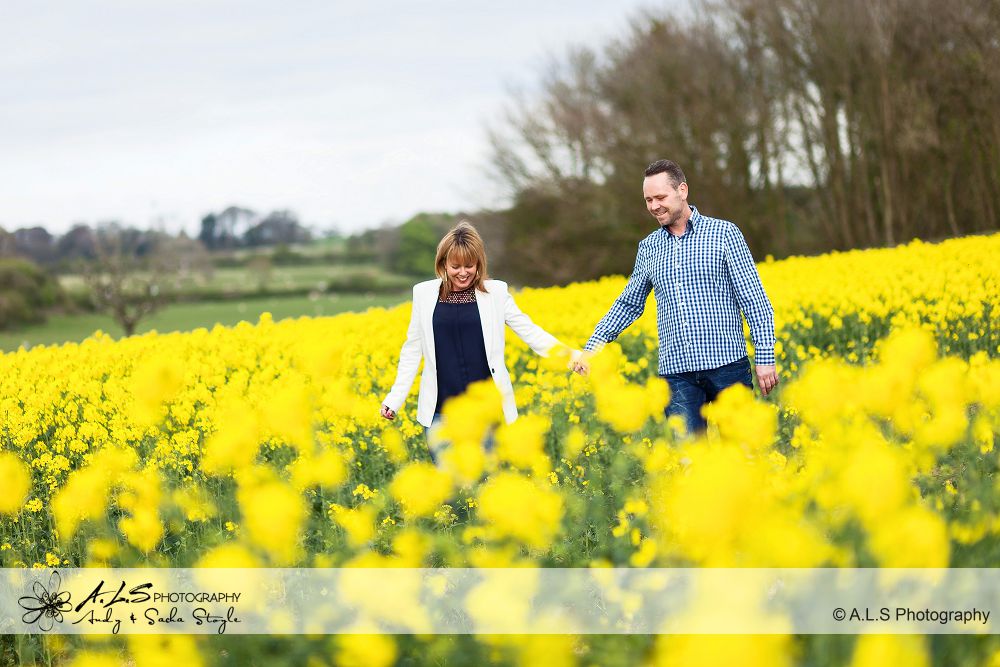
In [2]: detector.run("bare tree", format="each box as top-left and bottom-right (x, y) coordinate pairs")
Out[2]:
(486, 0), (1000, 285)
(83, 225), (184, 337)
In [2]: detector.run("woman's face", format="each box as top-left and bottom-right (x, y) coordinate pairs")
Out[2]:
(445, 252), (477, 291)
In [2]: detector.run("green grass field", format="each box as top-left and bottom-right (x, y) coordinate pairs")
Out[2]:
(0, 292), (407, 352)
(58, 264), (412, 296)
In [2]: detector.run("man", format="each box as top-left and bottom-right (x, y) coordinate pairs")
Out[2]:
(572, 159), (778, 433)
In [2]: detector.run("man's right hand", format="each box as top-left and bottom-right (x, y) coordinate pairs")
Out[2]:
(380, 405), (396, 420)
(571, 350), (593, 376)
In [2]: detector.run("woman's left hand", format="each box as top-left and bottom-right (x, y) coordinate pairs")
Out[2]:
(380, 405), (396, 420)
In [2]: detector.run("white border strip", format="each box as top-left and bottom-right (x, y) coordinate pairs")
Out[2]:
(2, 568), (996, 634)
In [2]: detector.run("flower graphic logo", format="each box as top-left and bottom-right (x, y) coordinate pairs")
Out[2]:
(18, 571), (72, 631)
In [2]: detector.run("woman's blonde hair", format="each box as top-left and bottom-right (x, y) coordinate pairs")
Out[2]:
(435, 221), (488, 299)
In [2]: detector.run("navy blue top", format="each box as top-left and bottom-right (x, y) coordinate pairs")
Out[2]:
(433, 300), (492, 414)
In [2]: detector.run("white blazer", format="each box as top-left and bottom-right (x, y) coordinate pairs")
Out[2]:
(383, 278), (560, 427)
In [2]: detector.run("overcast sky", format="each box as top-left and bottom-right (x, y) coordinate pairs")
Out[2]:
(1, 1), (680, 236)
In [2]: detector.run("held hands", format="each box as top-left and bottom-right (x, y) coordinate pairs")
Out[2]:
(755, 364), (779, 396)
(552, 345), (589, 375)
(570, 350), (592, 376)
(380, 405), (396, 420)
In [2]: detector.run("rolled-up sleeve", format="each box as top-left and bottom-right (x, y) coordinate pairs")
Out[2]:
(585, 243), (653, 351)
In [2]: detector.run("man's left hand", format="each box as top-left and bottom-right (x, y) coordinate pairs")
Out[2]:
(755, 364), (778, 396)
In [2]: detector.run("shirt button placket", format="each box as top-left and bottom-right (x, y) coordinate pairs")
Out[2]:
(674, 237), (686, 356)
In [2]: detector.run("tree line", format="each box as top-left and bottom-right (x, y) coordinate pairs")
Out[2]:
(0, 206), (313, 269)
(488, 0), (1000, 284)
(0, 207), (313, 334)
(0, 207), (444, 335)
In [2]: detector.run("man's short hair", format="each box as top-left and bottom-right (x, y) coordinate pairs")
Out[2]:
(644, 159), (686, 187)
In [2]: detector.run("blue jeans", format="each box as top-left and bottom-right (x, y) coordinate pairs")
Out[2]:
(424, 413), (445, 464)
(662, 356), (753, 434)
(423, 413), (496, 465)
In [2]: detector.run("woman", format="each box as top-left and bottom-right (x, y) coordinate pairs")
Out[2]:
(381, 221), (576, 432)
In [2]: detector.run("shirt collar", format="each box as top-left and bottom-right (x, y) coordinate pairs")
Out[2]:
(660, 204), (699, 237)
(688, 204), (701, 229)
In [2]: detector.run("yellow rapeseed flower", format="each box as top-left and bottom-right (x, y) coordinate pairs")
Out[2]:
(130, 356), (185, 427)
(477, 473), (563, 550)
(236, 472), (305, 565)
(63, 652), (123, 667)
(201, 399), (262, 475)
(51, 446), (137, 540)
(390, 463), (454, 519)
(649, 635), (794, 667)
(0, 452), (30, 514)
(329, 504), (376, 548)
(495, 414), (551, 473)
(128, 635), (204, 667)
(850, 635), (928, 667)
(336, 634), (397, 667)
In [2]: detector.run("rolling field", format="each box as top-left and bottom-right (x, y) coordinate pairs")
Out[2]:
(1, 233), (999, 666)
(57, 264), (412, 298)
(0, 293), (407, 352)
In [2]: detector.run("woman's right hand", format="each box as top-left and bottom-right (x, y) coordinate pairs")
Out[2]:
(380, 405), (396, 420)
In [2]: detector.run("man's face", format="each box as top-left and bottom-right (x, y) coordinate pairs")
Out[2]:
(643, 172), (688, 228)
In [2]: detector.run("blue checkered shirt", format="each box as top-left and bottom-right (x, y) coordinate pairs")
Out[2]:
(584, 205), (775, 374)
